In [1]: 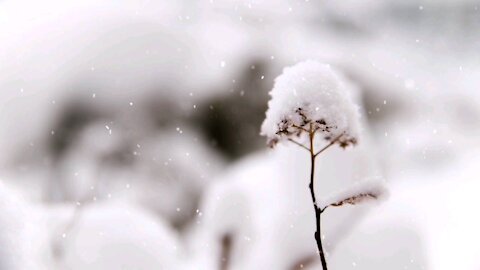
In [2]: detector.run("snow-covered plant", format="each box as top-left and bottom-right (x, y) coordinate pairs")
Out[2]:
(261, 60), (382, 270)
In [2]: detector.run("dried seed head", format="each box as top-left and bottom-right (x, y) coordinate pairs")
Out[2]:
(261, 60), (361, 148)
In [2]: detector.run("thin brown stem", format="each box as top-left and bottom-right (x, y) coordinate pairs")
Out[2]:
(307, 123), (328, 270)
(287, 138), (310, 151)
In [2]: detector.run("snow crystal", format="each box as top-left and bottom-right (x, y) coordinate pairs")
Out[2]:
(261, 60), (361, 148)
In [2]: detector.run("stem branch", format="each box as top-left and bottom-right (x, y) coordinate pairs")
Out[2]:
(288, 138), (310, 151)
(308, 124), (328, 270)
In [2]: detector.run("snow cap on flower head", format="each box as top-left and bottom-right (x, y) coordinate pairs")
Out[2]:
(261, 60), (361, 148)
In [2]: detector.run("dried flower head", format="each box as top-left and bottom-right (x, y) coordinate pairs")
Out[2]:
(320, 181), (387, 209)
(329, 192), (378, 207)
(261, 60), (360, 148)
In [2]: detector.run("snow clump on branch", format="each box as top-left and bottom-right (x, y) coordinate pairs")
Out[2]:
(260, 60), (361, 148)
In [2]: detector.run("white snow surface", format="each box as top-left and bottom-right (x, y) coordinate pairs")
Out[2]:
(0, 182), (48, 270)
(38, 202), (184, 270)
(261, 60), (361, 146)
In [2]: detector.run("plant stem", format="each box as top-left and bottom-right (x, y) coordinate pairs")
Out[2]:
(308, 124), (328, 270)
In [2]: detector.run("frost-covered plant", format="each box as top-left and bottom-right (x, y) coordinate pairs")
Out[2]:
(261, 60), (382, 269)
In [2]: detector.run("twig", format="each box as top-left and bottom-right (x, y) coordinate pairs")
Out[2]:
(292, 124), (309, 132)
(287, 124), (343, 269)
(287, 138), (310, 151)
(308, 123), (329, 270)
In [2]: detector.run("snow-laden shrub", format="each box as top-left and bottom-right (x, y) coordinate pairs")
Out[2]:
(261, 60), (385, 269)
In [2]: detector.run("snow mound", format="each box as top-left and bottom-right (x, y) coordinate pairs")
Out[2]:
(0, 182), (47, 270)
(49, 202), (183, 270)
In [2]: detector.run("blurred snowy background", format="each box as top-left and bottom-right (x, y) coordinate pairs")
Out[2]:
(1, 0), (480, 269)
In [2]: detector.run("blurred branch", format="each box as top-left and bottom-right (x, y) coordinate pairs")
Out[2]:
(289, 254), (316, 270)
(220, 233), (233, 270)
(52, 201), (88, 261)
(51, 184), (98, 261)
